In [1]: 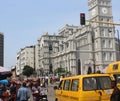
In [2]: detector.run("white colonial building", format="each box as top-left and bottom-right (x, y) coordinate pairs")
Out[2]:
(16, 0), (118, 76)
(36, 0), (117, 75)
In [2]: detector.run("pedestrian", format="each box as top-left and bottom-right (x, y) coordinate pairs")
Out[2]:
(110, 84), (120, 101)
(10, 82), (17, 101)
(0, 82), (11, 101)
(17, 82), (30, 101)
(32, 82), (40, 101)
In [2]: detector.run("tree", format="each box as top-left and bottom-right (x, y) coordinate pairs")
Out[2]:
(22, 65), (34, 77)
(54, 67), (66, 76)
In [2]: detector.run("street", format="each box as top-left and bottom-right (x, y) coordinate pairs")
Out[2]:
(29, 83), (57, 101)
(47, 84), (56, 101)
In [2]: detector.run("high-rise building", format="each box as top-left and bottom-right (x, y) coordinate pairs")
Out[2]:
(0, 32), (4, 67)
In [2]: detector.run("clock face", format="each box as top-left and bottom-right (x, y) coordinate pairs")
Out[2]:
(102, 7), (108, 14)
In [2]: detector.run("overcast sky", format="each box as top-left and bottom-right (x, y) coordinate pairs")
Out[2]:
(0, 0), (119, 69)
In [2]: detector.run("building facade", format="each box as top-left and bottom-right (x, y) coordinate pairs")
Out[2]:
(16, 46), (36, 75)
(88, 0), (116, 71)
(0, 32), (4, 67)
(37, 32), (63, 76)
(37, 0), (117, 75)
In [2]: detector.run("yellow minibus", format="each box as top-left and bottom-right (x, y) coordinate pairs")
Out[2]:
(54, 74), (113, 101)
(106, 61), (120, 85)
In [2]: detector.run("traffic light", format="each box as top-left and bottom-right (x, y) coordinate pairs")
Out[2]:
(80, 13), (86, 25)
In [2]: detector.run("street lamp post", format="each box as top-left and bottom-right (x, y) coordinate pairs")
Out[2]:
(117, 30), (120, 55)
(77, 59), (81, 75)
(90, 24), (96, 73)
(93, 59), (96, 73)
(68, 56), (70, 73)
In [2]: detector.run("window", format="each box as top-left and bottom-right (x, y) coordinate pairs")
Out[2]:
(63, 80), (70, 90)
(108, 32), (111, 37)
(101, 29), (105, 37)
(108, 40), (112, 48)
(102, 40), (106, 48)
(49, 43), (52, 50)
(83, 76), (112, 91)
(113, 64), (118, 70)
(61, 45), (64, 50)
(66, 43), (69, 48)
(110, 52), (113, 61)
(100, 18), (103, 21)
(96, 53), (99, 61)
(95, 40), (98, 49)
(107, 18), (109, 22)
(83, 77), (97, 91)
(99, 77), (111, 89)
(71, 79), (79, 91)
(103, 52), (107, 61)
(108, 29), (112, 33)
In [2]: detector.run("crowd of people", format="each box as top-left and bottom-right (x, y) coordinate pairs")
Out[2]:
(0, 76), (56, 101)
(0, 79), (20, 101)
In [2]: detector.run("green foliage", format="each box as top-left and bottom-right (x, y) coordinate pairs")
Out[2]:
(54, 67), (65, 73)
(54, 67), (66, 76)
(54, 67), (72, 76)
(22, 65), (34, 77)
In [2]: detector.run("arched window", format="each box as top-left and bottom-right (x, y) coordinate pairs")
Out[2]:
(87, 66), (92, 74)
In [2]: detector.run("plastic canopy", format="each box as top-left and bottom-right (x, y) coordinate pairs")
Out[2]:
(0, 79), (8, 85)
(0, 66), (12, 80)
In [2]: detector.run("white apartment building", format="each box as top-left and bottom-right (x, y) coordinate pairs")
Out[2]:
(37, 0), (117, 75)
(16, 46), (36, 75)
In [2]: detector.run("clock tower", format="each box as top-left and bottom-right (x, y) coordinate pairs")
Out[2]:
(88, 0), (116, 70)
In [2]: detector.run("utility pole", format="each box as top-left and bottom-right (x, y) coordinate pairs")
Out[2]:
(117, 30), (120, 58)
(91, 33), (96, 73)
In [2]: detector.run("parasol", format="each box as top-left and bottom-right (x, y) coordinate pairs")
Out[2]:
(0, 79), (8, 85)
(0, 66), (12, 80)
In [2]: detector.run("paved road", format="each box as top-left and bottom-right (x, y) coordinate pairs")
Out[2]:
(29, 83), (57, 101)
(47, 84), (56, 101)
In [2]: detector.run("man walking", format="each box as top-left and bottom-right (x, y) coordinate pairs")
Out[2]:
(17, 82), (30, 101)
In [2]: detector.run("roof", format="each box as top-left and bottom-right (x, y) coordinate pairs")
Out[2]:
(62, 73), (110, 80)
(106, 61), (120, 74)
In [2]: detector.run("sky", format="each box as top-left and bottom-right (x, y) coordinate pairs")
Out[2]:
(0, 0), (119, 69)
